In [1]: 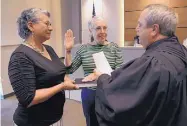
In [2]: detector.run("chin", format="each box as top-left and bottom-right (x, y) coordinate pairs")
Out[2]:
(97, 41), (105, 45)
(46, 36), (51, 40)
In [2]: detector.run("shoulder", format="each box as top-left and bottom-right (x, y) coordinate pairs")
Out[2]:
(10, 45), (33, 63)
(108, 42), (120, 50)
(127, 54), (164, 75)
(109, 42), (119, 47)
(141, 53), (173, 76)
(13, 44), (27, 53)
(9, 51), (34, 66)
(11, 45), (28, 59)
(75, 44), (89, 54)
(112, 55), (163, 83)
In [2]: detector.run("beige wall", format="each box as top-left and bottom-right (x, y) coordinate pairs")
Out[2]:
(1, 0), (63, 96)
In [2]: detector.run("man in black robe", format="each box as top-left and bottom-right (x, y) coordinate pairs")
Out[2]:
(94, 4), (187, 126)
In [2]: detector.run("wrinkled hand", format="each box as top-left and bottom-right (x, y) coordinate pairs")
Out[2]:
(82, 73), (97, 82)
(64, 29), (75, 51)
(93, 69), (103, 79)
(62, 80), (79, 90)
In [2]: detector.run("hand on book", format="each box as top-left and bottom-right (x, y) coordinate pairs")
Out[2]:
(93, 69), (103, 79)
(82, 73), (97, 82)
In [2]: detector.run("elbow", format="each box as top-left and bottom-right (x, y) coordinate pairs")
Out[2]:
(18, 94), (35, 108)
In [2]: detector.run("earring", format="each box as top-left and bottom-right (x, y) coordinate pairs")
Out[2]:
(31, 32), (35, 39)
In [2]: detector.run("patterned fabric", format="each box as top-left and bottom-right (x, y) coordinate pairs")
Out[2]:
(67, 42), (123, 89)
(9, 44), (66, 125)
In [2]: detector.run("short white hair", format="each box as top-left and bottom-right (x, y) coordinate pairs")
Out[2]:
(144, 4), (178, 37)
(88, 16), (106, 30)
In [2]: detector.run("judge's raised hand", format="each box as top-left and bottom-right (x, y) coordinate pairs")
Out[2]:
(82, 73), (97, 82)
(64, 29), (75, 51)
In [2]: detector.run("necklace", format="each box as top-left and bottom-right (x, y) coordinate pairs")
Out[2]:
(23, 41), (45, 55)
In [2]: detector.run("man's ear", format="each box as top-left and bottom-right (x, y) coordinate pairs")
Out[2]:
(27, 21), (34, 32)
(151, 24), (159, 36)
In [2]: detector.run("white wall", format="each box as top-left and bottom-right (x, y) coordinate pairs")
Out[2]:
(81, 0), (124, 46)
(0, 0), (64, 96)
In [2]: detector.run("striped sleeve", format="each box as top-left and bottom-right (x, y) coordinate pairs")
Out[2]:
(66, 45), (85, 74)
(112, 42), (124, 69)
(8, 52), (36, 107)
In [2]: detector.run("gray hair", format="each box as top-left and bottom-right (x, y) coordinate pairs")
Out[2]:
(88, 16), (106, 30)
(88, 16), (106, 42)
(144, 4), (178, 37)
(17, 8), (50, 39)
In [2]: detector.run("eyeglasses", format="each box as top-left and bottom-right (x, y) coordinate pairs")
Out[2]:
(94, 26), (108, 32)
(43, 21), (52, 27)
(38, 20), (52, 27)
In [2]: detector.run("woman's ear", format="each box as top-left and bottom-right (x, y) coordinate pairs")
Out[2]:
(27, 21), (34, 32)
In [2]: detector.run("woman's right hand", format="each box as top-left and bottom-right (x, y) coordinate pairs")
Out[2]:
(64, 29), (75, 51)
(62, 80), (79, 90)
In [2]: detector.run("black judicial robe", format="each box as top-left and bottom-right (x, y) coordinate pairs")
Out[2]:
(95, 36), (187, 126)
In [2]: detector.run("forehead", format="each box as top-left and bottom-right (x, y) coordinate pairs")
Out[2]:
(36, 12), (50, 21)
(94, 20), (107, 27)
(138, 9), (148, 23)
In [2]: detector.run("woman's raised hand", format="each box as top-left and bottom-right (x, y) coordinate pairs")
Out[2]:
(64, 29), (75, 51)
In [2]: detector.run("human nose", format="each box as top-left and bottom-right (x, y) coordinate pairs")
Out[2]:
(49, 25), (53, 31)
(135, 25), (139, 32)
(100, 28), (105, 33)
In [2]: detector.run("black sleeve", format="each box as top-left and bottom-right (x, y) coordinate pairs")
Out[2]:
(8, 52), (36, 107)
(95, 56), (165, 126)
